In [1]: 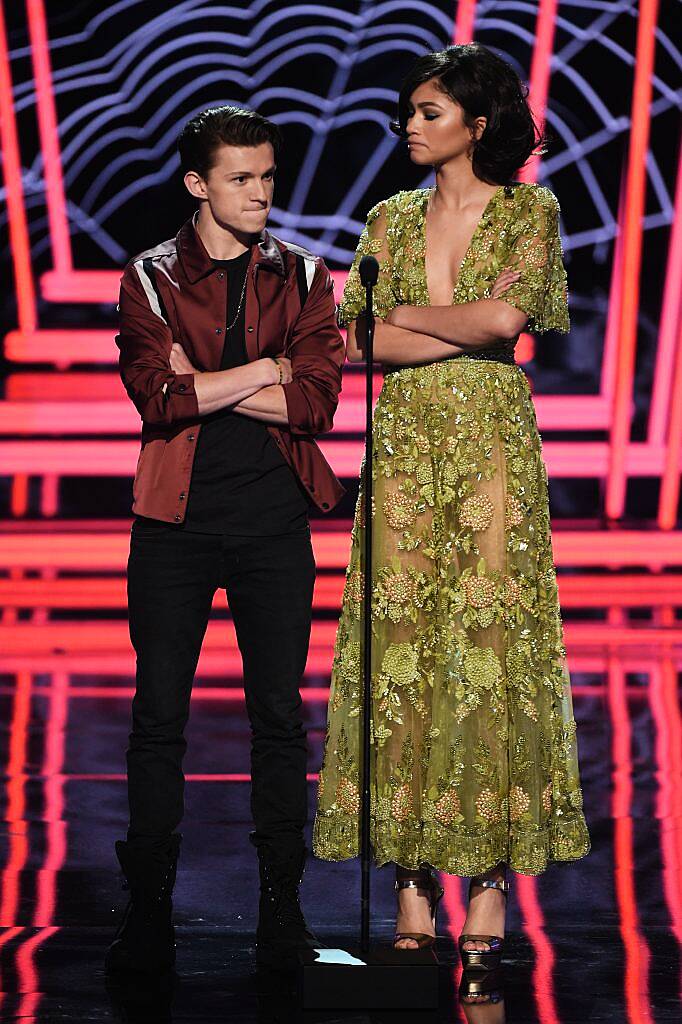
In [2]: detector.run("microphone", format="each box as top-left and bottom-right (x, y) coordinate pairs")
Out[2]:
(359, 254), (379, 287)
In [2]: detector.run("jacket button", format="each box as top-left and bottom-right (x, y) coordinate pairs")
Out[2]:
(218, 272), (225, 279)
(179, 493), (186, 500)
(247, 326), (254, 333)
(215, 328), (222, 334)
(174, 514), (181, 522)
(178, 383), (186, 392)
(309, 485), (316, 493)
(188, 434), (195, 441)
(322, 502), (329, 509)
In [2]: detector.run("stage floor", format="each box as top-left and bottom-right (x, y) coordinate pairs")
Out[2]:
(0, 646), (680, 1022)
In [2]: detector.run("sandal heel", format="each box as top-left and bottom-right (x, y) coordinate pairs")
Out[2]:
(458, 874), (509, 971)
(393, 864), (444, 951)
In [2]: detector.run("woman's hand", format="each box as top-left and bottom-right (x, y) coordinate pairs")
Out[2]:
(490, 267), (521, 299)
(170, 342), (199, 375)
(385, 267), (520, 324)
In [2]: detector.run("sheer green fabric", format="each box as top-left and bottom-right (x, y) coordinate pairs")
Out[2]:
(313, 183), (590, 876)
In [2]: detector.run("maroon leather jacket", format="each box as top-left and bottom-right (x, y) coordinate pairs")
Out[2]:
(116, 215), (345, 523)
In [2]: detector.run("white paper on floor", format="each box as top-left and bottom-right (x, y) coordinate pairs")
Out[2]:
(312, 948), (367, 966)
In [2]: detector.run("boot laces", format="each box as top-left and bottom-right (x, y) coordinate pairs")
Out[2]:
(263, 868), (306, 929)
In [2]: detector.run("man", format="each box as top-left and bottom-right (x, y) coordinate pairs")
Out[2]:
(106, 105), (345, 973)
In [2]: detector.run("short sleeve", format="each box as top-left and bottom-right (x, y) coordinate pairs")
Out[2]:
(499, 188), (570, 334)
(337, 201), (398, 328)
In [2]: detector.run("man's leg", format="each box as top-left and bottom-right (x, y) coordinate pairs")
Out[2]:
(106, 522), (218, 973)
(126, 523), (218, 839)
(223, 528), (317, 965)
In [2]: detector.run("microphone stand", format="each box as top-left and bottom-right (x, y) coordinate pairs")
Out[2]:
(298, 256), (439, 1011)
(359, 254), (378, 958)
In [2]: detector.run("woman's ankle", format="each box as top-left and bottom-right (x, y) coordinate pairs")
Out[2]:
(395, 862), (432, 884)
(473, 861), (507, 884)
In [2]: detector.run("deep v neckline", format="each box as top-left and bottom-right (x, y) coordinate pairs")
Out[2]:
(422, 184), (503, 305)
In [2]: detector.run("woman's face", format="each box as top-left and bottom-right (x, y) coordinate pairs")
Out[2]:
(405, 78), (486, 168)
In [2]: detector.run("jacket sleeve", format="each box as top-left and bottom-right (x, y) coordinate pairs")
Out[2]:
(115, 261), (199, 425)
(281, 258), (345, 436)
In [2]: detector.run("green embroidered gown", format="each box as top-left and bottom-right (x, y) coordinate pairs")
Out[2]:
(312, 182), (591, 876)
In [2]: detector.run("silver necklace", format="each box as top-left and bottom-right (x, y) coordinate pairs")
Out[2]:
(225, 271), (248, 333)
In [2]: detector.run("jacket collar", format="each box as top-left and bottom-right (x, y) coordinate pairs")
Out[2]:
(177, 213), (286, 284)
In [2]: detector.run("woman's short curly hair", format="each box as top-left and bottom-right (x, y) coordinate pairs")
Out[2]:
(390, 43), (546, 185)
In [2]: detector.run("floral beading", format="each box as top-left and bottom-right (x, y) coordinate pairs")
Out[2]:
(314, 183), (590, 876)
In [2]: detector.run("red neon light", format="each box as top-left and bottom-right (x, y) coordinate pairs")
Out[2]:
(0, 394), (614, 435)
(606, 0), (660, 519)
(516, 874), (560, 1024)
(648, 660), (682, 1001)
(9, 477), (29, 518)
(0, 438), (679, 479)
(27, 0), (72, 275)
(2, 572), (681, 611)
(18, 689), (64, 1020)
(6, 373), (121, 399)
(648, 143), (682, 445)
(2, 528), (682, 570)
(0, 682), (666, 704)
(519, 0), (559, 187)
(453, 0), (477, 44)
(40, 270), (119, 303)
(607, 655), (653, 1024)
(4, 329), (117, 367)
(0, 651), (677, 678)
(0, 393), (614, 434)
(658, 308), (682, 529)
(0, 3), (36, 331)
(34, 772), (321, 783)
(38, 269), (350, 306)
(0, 672), (31, 931)
(1, 621), (682, 661)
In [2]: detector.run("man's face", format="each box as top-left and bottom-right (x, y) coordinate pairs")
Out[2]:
(185, 142), (275, 235)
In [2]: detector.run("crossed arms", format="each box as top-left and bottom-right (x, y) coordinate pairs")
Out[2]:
(117, 259), (344, 431)
(345, 269), (529, 366)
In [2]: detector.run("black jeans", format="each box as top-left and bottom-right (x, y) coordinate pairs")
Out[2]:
(125, 520), (316, 850)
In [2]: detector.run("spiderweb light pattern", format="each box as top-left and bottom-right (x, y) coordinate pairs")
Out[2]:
(0, 0), (681, 525)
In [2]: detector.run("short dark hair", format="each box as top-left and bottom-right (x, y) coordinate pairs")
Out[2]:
(390, 43), (546, 185)
(177, 105), (282, 179)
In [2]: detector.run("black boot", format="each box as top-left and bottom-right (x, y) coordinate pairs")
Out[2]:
(250, 831), (320, 969)
(105, 833), (181, 974)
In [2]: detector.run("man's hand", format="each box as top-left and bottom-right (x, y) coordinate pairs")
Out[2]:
(170, 342), (199, 375)
(273, 357), (293, 384)
(170, 342), (294, 387)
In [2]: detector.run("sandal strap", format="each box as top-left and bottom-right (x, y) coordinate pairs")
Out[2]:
(469, 876), (510, 896)
(458, 934), (503, 953)
(394, 878), (432, 892)
(394, 932), (434, 942)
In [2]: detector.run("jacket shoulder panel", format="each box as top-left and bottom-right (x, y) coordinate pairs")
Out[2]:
(271, 235), (323, 292)
(124, 237), (178, 272)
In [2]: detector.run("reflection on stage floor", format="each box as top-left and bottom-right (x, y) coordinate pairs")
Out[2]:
(0, 648), (680, 1022)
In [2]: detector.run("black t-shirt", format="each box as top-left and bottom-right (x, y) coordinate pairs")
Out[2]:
(179, 248), (308, 535)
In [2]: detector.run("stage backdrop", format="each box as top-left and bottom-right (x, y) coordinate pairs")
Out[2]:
(0, 0), (680, 529)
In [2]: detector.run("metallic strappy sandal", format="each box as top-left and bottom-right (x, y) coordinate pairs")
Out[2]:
(458, 874), (510, 971)
(393, 864), (445, 951)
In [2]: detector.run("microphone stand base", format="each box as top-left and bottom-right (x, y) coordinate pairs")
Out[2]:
(297, 943), (440, 1010)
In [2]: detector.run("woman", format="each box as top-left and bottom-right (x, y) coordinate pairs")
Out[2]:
(313, 43), (590, 966)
